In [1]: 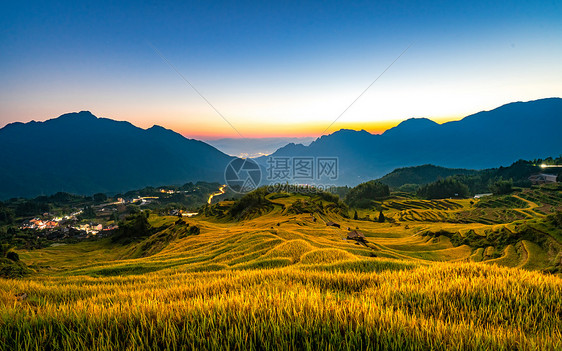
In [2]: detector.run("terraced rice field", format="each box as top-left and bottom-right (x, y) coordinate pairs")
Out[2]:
(1, 190), (561, 350)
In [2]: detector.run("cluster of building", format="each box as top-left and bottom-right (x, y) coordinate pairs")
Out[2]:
(169, 209), (198, 217)
(528, 173), (558, 184)
(21, 218), (60, 230)
(76, 223), (118, 235)
(159, 188), (197, 195)
(20, 217), (118, 236)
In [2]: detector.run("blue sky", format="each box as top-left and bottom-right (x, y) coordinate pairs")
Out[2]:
(1, 0), (561, 138)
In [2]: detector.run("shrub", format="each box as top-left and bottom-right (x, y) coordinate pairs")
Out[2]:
(112, 211), (153, 243)
(6, 251), (19, 262)
(0, 258), (31, 278)
(229, 188), (273, 219)
(548, 211), (562, 228)
(489, 178), (513, 195)
(0, 206), (14, 224)
(188, 226), (200, 235)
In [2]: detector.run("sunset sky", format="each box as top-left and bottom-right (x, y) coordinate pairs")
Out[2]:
(1, 0), (561, 139)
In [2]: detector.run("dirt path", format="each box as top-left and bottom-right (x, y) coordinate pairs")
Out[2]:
(512, 194), (544, 217)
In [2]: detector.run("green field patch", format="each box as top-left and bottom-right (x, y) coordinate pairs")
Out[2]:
(397, 245), (472, 261)
(470, 248), (484, 262)
(475, 195), (528, 209)
(231, 258), (293, 270)
(486, 245), (520, 267)
(88, 264), (163, 277)
(519, 240), (551, 271)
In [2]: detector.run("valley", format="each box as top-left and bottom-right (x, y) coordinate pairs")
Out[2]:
(4, 1), (562, 349)
(1, 183), (561, 350)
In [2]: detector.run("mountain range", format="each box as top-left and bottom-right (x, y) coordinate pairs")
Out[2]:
(257, 98), (562, 185)
(1, 98), (561, 199)
(0, 111), (233, 199)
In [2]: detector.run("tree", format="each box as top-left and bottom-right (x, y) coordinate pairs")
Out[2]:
(6, 251), (19, 262)
(549, 211), (562, 228)
(0, 243), (12, 258)
(79, 205), (96, 219)
(378, 211), (385, 223)
(417, 177), (470, 199)
(345, 181), (390, 208)
(0, 206), (14, 224)
(229, 188), (272, 219)
(15, 201), (50, 217)
(489, 178), (513, 195)
(93, 193), (108, 203)
(126, 204), (141, 215)
(112, 211), (152, 243)
(354, 210), (358, 220)
(111, 212), (120, 222)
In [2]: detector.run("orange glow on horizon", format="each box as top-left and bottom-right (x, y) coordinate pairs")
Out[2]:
(173, 115), (464, 140)
(2, 109), (463, 141)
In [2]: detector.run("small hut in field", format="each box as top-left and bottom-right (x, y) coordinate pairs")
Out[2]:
(326, 221), (341, 228)
(347, 229), (366, 243)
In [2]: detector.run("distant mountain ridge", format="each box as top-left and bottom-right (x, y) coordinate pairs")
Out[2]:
(257, 98), (562, 185)
(2, 98), (561, 198)
(0, 111), (233, 199)
(376, 165), (479, 189)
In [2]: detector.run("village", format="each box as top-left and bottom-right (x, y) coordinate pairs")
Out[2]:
(17, 195), (159, 238)
(19, 209), (118, 239)
(14, 188), (206, 241)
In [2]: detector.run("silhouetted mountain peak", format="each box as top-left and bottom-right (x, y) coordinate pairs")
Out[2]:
(147, 124), (177, 135)
(0, 111), (92, 133)
(327, 129), (372, 139)
(0, 111), (233, 199)
(0, 121), (24, 132)
(260, 97), (562, 185)
(383, 118), (438, 136)
(332, 128), (371, 135)
(310, 129), (372, 147)
(57, 110), (98, 121)
(276, 142), (308, 153)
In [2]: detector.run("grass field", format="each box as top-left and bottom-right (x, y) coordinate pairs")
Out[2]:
(1, 189), (562, 350)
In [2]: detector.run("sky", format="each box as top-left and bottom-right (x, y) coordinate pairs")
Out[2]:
(1, 0), (561, 140)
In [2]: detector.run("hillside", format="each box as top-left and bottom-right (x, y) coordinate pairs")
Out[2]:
(1, 185), (561, 349)
(257, 98), (562, 185)
(375, 158), (561, 195)
(377, 164), (479, 188)
(0, 111), (234, 199)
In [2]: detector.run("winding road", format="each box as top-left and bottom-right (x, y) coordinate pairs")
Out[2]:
(208, 185), (227, 204)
